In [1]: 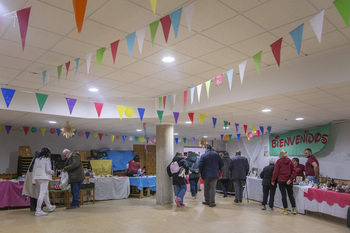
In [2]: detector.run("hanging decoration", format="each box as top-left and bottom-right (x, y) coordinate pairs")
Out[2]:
(173, 112), (179, 124)
(270, 38), (283, 67)
(56, 128), (61, 136)
(175, 138), (178, 144)
(126, 32), (136, 59)
(309, 10), (325, 43)
(160, 15), (171, 43)
(110, 40), (120, 64)
(125, 107), (135, 117)
(61, 121), (75, 139)
(235, 123), (239, 133)
(96, 47), (106, 68)
(16, 7), (31, 51)
(157, 110), (164, 123)
(40, 127), (46, 136)
(260, 126), (264, 135)
(190, 87), (195, 104)
(163, 96), (166, 109)
(136, 27), (146, 54)
(215, 74), (222, 86)
(289, 24), (304, 55)
(212, 117), (217, 128)
(183, 1), (195, 31)
(196, 84), (202, 103)
(334, 0), (350, 27)
(220, 134), (224, 141)
(205, 80), (211, 99)
(35, 93), (48, 112)
(57, 65), (63, 81)
(117, 105), (125, 120)
(5, 125), (12, 135)
(183, 138), (187, 144)
(98, 133), (103, 141)
(42, 71), (46, 85)
(31, 127), (37, 133)
(94, 102), (104, 118)
(199, 137), (207, 148)
(65, 61), (70, 77)
(239, 60), (247, 85)
(150, 0), (157, 15)
(226, 68), (233, 90)
(138, 108), (145, 122)
(224, 121), (228, 131)
(23, 126), (30, 135)
(192, 137), (195, 144)
(86, 52), (92, 74)
(66, 98), (77, 115)
(169, 8), (182, 38)
(252, 51), (262, 75)
(149, 20), (160, 46)
(237, 134), (241, 141)
(50, 128), (55, 134)
(1, 88), (16, 108)
(85, 131), (90, 139)
(74, 58), (80, 76)
(243, 125), (248, 134)
(188, 113), (194, 124)
(184, 90), (188, 106)
(200, 113), (205, 125)
(72, 0), (88, 35)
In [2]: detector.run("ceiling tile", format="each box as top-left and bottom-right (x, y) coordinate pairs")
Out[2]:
(39, 0), (109, 15)
(0, 54), (32, 71)
(172, 59), (216, 75)
(143, 49), (193, 68)
(8, 79), (43, 89)
(0, 40), (46, 61)
(104, 70), (144, 83)
(89, 78), (127, 89)
(174, 76), (207, 87)
(128, 77), (168, 88)
(324, 6), (348, 30)
(51, 38), (98, 58)
(198, 47), (248, 67)
(219, 0), (270, 13)
(36, 51), (75, 67)
(115, 83), (148, 93)
(121, 60), (166, 76)
(39, 84), (73, 94)
(149, 69), (190, 82)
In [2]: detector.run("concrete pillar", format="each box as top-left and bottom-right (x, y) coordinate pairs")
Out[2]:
(156, 124), (174, 205)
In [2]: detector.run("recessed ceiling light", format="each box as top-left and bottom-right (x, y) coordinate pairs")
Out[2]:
(203, 136), (208, 138)
(48, 121), (56, 124)
(223, 127), (229, 129)
(185, 121), (192, 124)
(296, 117), (304, 121)
(262, 109), (271, 112)
(174, 133), (179, 135)
(162, 56), (175, 63)
(136, 129), (142, 132)
(89, 88), (98, 92)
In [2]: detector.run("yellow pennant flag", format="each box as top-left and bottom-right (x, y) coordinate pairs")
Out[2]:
(246, 133), (250, 140)
(117, 105), (125, 120)
(110, 134), (115, 142)
(93, 132), (98, 138)
(205, 80), (211, 99)
(252, 126), (256, 135)
(0, 125), (2, 132)
(40, 127), (46, 136)
(150, 0), (157, 15)
(200, 113), (205, 125)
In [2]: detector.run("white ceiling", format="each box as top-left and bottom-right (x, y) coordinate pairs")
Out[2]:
(0, 0), (350, 140)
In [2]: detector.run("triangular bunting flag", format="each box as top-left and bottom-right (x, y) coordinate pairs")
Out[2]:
(136, 27), (146, 54)
(309, 10), (325, 43)
(212, 117), (217, 128)
(159, 96), (162, 108)
(173, 112), (179, 124)
(243, 125), (248, 134)
(267, 126), (272, 134)
(110, 40), (120, 64)
(168, 95), (171, 106)
(196, 84), (202, 103)
(184, 90), (188, 106)
(239, 60), (247, 85)
(126, 32), (136, 59)
(175, 138), (178, 144)
(229, 134), (232, 140)
(16, 7), (31, 51)
(235, 123), (239, 133)
(252, 51), (262, 75)
(215, 74), (222, 86)
(138, 108), (145, 122)
(149, 20), (160, 46)
(134, 136), (139, 143)
(173, 94), (176, 105)
(86, 52), (92, 74)
(260, 126), (264, 134)
(74, 58), (80, 76)
(65, 61), (70, 77)
(23, 126), (29, 135)
(85, 131), (90, 139)
(160, 15), (171, 43)
(226, 68), (233, 90)
(163, 96), (166, 109)
(110, 134), (115, 142)
(5, 125), (11, 135)
(41, 127), (46, 136)
(256, 130), (260, 138)
(122, 136), (127, 143)
(66, 98), (77, 115)
(190, 87), (195, 104)
(57, 65), (63, 81)
(221, 134), (224, 141)
(157, 110), (164, 123)
(270, 38), (283, 67)
(290, 24), (304, 55)
(183, 138), (187, 144)
(42, 70), (46, 85)
(1, 88), (16, 108)
(183, 1), (195, 31)
(205, 80), (211, 99)
(96, 47), (106, 68)
(224, 121), (228, 131)
(94, 102), (104, 118)
(188, 113), (194, 124)
(252, 126), (256, 134)
(56, 128), (61, 136)
(35, 93), (48, 112)
(169, 8), (182, 38)
(192, 137), (195, 144)
(334, 0), (350, 27)
(72, 0), (87, 35)
(117, 105), (125, 120)
(150, 0), (157, 15)
(98, 133), (103, 141)
(237, 134), (241, 141)
(200, 113), (205, 125)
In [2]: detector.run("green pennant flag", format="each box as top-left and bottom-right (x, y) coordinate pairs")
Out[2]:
(252, 51), (263, 75)
(157, 110), (164, 123)
(35, 93), (48, 111)
(149, 20), (160, 46)
(334, 0), (350, 27)
(229, 134), (232, 140)
(96, 47), (106, 68)
(57, 65), (63, 81)
(183, 137), (187, 144)
(205, 80), (211, 99)
(159, 96), (162, 108)
(135, 136), (139, 143)
(224, 121), (228, 131)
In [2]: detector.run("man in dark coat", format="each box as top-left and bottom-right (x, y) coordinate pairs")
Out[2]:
(260, 158), (276, 210)
(198, 144), (224, 207)
(230, 151), (249, 203)
(220, 151), (231, 197)
(62, 149), (85, 210)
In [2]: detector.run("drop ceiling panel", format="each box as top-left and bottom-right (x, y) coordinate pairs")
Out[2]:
(198, 47), (248, 67)
(128, 77), (168, 88)
(8, 79), (44, 89)
(143, 49), (193, 68)
(324, 6), (348, 30)
(0, 39), (45, 61)
(172, 59), (216, 76)
(39, 0), (109, 16)
(219, 0), (270, 13)
(121, 60), (166, 76)
(51, 38), (98, 59)
(149, 69), (190, 82)
(104, 70), (144, 83)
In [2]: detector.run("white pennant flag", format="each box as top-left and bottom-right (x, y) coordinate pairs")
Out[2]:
(239, 60), (247, 85)
(136, 27), (146, 54)
(173, 94), (176, 105)
(196, 84), (202, 103)
(226, 68), (233, 90)
(86, 52), (92, 74)
(309, 10), (325, 44)
(184, 1), (196, 31)
(190, 87), (195, 104)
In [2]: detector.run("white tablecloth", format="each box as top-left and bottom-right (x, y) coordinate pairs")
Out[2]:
(90, 177), (130, 200)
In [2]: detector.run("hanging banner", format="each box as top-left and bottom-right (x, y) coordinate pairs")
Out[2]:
(269, 124), (330, 156)
(226, 68), (233, 90)
(117, 105), (125, 120)
(205, 80), (210, 99)
(157, 110), (164, 123)
(72, 0), (87, 35)
(66, 98), (77, 115)
(86, 52), (92, 74)
(215, 74), (222, 86)
(289, 24), (304, 55)
(190, 87), (195, 104)
(136, 27), (146, 54)
(35, 93), (48, 111)
(188, 112), (194, 124)
(163, 96), (166, 109)
(98, 133), (103, 141)
(239, 60), (247, 85)
(160, 15), (171, 43)
(74, 58), (80, 76)
(23, 126), (30, 135)
(1, 88), (16, 108)
(138, 108), (145, 122)
(334, 0), (350, 27)
(270, 38), (283, 67)
(150, 0), (157, 15)
(57, 65), (63, 81)
(126, 32), (136, 59)
(183, 1), (195, 31)
(40, 127), (46, 136)
(16, 7), (31, 51)
(94, 102), (104, 118)
(196, 84), (202, 103)
(252, 51), (262, 75)
(110, 40), (120, 64)
(173, 112), (179, 124)
(65, 61), (70, 76)
(200, 113), (205, 125)
(212, 117), (217, 128)
(184, 90), (188, 106)
(5, 125), (12, 135)
(56, 128), (61, 136)
(42, 70), (46, 85)
(183, 137), (187, 144)
(309, 10), (325, 43)
(149, 20), (160, 46)
(110, 134), (115, 142)
(169, 8), (182, 38)
(96, 47), (106, 68)
(85, 131), (90, 139)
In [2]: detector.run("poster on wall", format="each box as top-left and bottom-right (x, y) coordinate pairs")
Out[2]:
(269, 124), (330, 156)
(263, 145), (269, 156)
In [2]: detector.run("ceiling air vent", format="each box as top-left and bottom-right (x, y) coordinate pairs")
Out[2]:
(331, 119), (349, 124)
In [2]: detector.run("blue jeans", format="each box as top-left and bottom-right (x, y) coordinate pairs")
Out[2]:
(306, 176), (319, 184)
(189, 178), (199, 197)
(173, 185), (187, 203)
(71, 181), (82, 207)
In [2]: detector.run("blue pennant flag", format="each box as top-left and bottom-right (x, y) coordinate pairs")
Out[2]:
(74, 58), (80, 76)
(42, 71), (46, 85)
(126, 32), (136, 59)
(169, 8), (182, 38)
(212, 117), (217, 128)
(1, 88), (16, 108)
(289, 23), (304, 55)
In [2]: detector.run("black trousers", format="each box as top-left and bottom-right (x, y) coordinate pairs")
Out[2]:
(221, 179), (230, 194)
(278, 181), (296, 209)
(262, 184), (276, 208)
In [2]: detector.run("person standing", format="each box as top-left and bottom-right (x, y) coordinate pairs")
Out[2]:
(62, 149), (85, 210)
(198, 144), (224, 207)
(292, 157), (305, 181)
(32, 148), (56, 216)
(304, 148), (320, 184)
(230, 151), (249, 203)
(220, 151), (231, 198)
(260, 158), (276, 211)
(22, 151), (40, 212)
(271, 150), (297, 215)
(167, 152), (189, 207)
(185, 151), (201, 199)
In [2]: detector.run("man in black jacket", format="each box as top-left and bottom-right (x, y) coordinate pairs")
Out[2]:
(260, 158), (276, 211)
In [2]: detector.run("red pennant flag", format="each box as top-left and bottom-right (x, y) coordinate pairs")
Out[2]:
(188, 113), (194, 124)
(256, 130), (260, 138)
(270, 38), (283, 67)
(16, 7), (31, 51)
(94, 102), (104, 118)
(160, 15), (171, 43)
(98, 133), (103, 141)
(163, 96), (166, 109)
(243, 125), (248, 134)
(184, 90), (188, 106)
(72, 0), (87, 35)
(110, 40), (119, 64)
(65, 61), (70, 77)
(23, 126), (30, 135)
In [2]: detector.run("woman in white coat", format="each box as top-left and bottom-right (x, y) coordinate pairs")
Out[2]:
(32, 148), (56, 216)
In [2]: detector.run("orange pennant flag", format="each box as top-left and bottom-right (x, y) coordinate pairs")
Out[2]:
(72, 0), (88, 35)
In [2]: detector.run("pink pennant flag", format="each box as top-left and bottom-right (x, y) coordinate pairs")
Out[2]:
(256, 130), (260, 138)
(160, 15), (172, 43)
(163, 96), (166, 109)
(17, 7), (31, 51)
(110, 40), (119, 64)
(94, 102), (104, 118)
(184, 90), (188, 106)
(270, 38), (283, 67)
(65, 61), (70, 77)
(215, 74), (222, 86)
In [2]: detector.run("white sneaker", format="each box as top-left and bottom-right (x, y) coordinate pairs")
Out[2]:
(35, 211), (48, 217)
(268, 207), (274, 211)
(47, 205), (56, 212)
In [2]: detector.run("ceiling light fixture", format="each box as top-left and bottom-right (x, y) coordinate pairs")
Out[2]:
(262, 109), (272, 112)
(48, 121), (57, 124)
(162, 56), (175, 63)
(174, 133), (179, 135)
(203, 136), (208, 138)
(185, 121), (192, 124)
(136, 129), (142, 132)
(89, 88), (98, 92)
(296, 117), (304, 121)
(223, 127), (229, 129)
